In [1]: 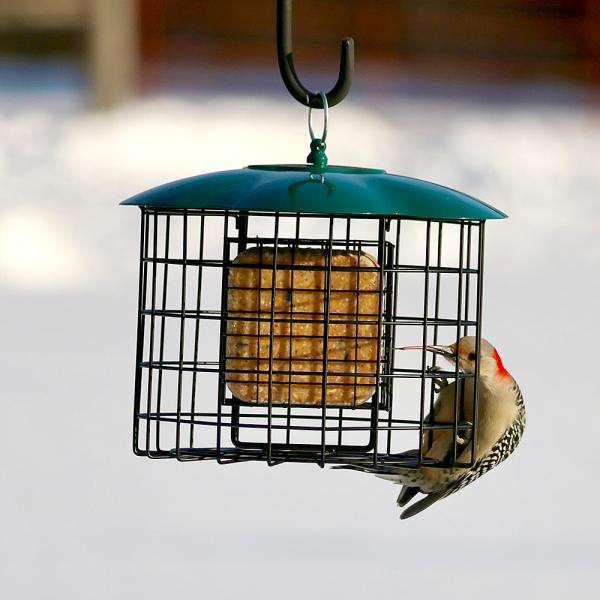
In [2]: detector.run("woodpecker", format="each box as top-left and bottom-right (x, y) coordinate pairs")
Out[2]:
(336, 336), (526, 519)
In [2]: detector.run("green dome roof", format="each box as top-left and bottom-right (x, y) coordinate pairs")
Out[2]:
(121, 164), (506, 220)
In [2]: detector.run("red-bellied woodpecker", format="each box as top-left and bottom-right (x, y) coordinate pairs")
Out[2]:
(336, 336), (526, 519)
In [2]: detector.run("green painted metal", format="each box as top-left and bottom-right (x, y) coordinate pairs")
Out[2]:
(306, 139), (328, 168)
(121, 164), (507, 220)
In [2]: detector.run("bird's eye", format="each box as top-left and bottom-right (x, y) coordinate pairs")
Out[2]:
(468, 352), (476, 361)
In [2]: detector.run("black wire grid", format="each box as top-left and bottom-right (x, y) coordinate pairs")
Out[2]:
(132, 208), (484, 470)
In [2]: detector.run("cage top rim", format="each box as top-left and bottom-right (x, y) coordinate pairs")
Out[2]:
(120, 164), (507, 220)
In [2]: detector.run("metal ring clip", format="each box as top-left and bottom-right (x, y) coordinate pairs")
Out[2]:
(308, 91), (329, 143)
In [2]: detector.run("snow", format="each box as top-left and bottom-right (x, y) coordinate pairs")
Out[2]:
(1, 67), (599, 599)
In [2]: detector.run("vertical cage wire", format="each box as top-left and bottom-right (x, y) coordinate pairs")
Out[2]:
(132, 207), (485, 469)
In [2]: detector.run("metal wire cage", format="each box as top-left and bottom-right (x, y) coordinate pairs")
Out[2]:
(123, 165), (505, 470)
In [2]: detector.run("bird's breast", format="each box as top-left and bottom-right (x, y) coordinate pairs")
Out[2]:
(475, 381), (519, 459)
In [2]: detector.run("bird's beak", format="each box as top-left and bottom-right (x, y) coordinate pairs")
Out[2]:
(400, 345), (456, 360)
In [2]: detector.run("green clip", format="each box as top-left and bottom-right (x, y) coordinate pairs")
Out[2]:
(307, 138), (328, 168)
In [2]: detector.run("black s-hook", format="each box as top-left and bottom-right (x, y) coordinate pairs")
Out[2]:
(277, 0), (354, 109)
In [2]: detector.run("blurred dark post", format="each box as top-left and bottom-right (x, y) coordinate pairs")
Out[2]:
(584, 0), (600, 87)
(88, 0), (139, 109)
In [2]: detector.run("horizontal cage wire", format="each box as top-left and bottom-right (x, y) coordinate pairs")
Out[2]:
(132, 208), (485, 470)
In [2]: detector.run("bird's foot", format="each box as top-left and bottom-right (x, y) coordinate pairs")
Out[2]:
(456, 421), (473, 446)
(427, 365), (448, 393)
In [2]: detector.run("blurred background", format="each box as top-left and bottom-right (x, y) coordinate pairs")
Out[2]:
(1, 1), (599, 599)
(3, 0), (600, 107)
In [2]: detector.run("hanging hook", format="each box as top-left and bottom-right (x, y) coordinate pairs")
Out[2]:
(277, 0), (354, 109)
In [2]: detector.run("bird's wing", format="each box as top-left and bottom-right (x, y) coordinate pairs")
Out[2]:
(441, 401), (527, 499)
(400, 492), (443, 520)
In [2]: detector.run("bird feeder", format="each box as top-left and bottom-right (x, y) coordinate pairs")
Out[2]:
(122, 1), (506, 471)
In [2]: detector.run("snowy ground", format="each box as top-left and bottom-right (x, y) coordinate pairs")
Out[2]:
(1, 64), (599, 599)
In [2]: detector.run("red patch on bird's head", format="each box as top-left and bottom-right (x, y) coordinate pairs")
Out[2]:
(493, 348), (511, 379)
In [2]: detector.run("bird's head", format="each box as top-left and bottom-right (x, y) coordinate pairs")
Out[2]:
(402, 336), (511, 379)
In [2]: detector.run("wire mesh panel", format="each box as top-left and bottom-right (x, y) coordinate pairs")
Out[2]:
(132, 207), (484, 470)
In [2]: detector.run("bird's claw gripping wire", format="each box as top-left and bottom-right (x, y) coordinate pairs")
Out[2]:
(427, 365), (449, 393)
(456, 421), (474, 447)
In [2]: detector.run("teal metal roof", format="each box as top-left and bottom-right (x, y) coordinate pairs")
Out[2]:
(121, 164), (507, 220)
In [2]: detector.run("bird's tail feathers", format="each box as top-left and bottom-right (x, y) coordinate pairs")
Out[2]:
(331, 449), (419, 477)
(330, 464), (414, 478)
(330, 464), (370, 472)
(331, 464), (398, 475)
(396, 485), (420, 507)
(400, 492), (443, 520)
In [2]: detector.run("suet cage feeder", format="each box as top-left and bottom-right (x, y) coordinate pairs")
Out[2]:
(121, 0), (506, 472)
